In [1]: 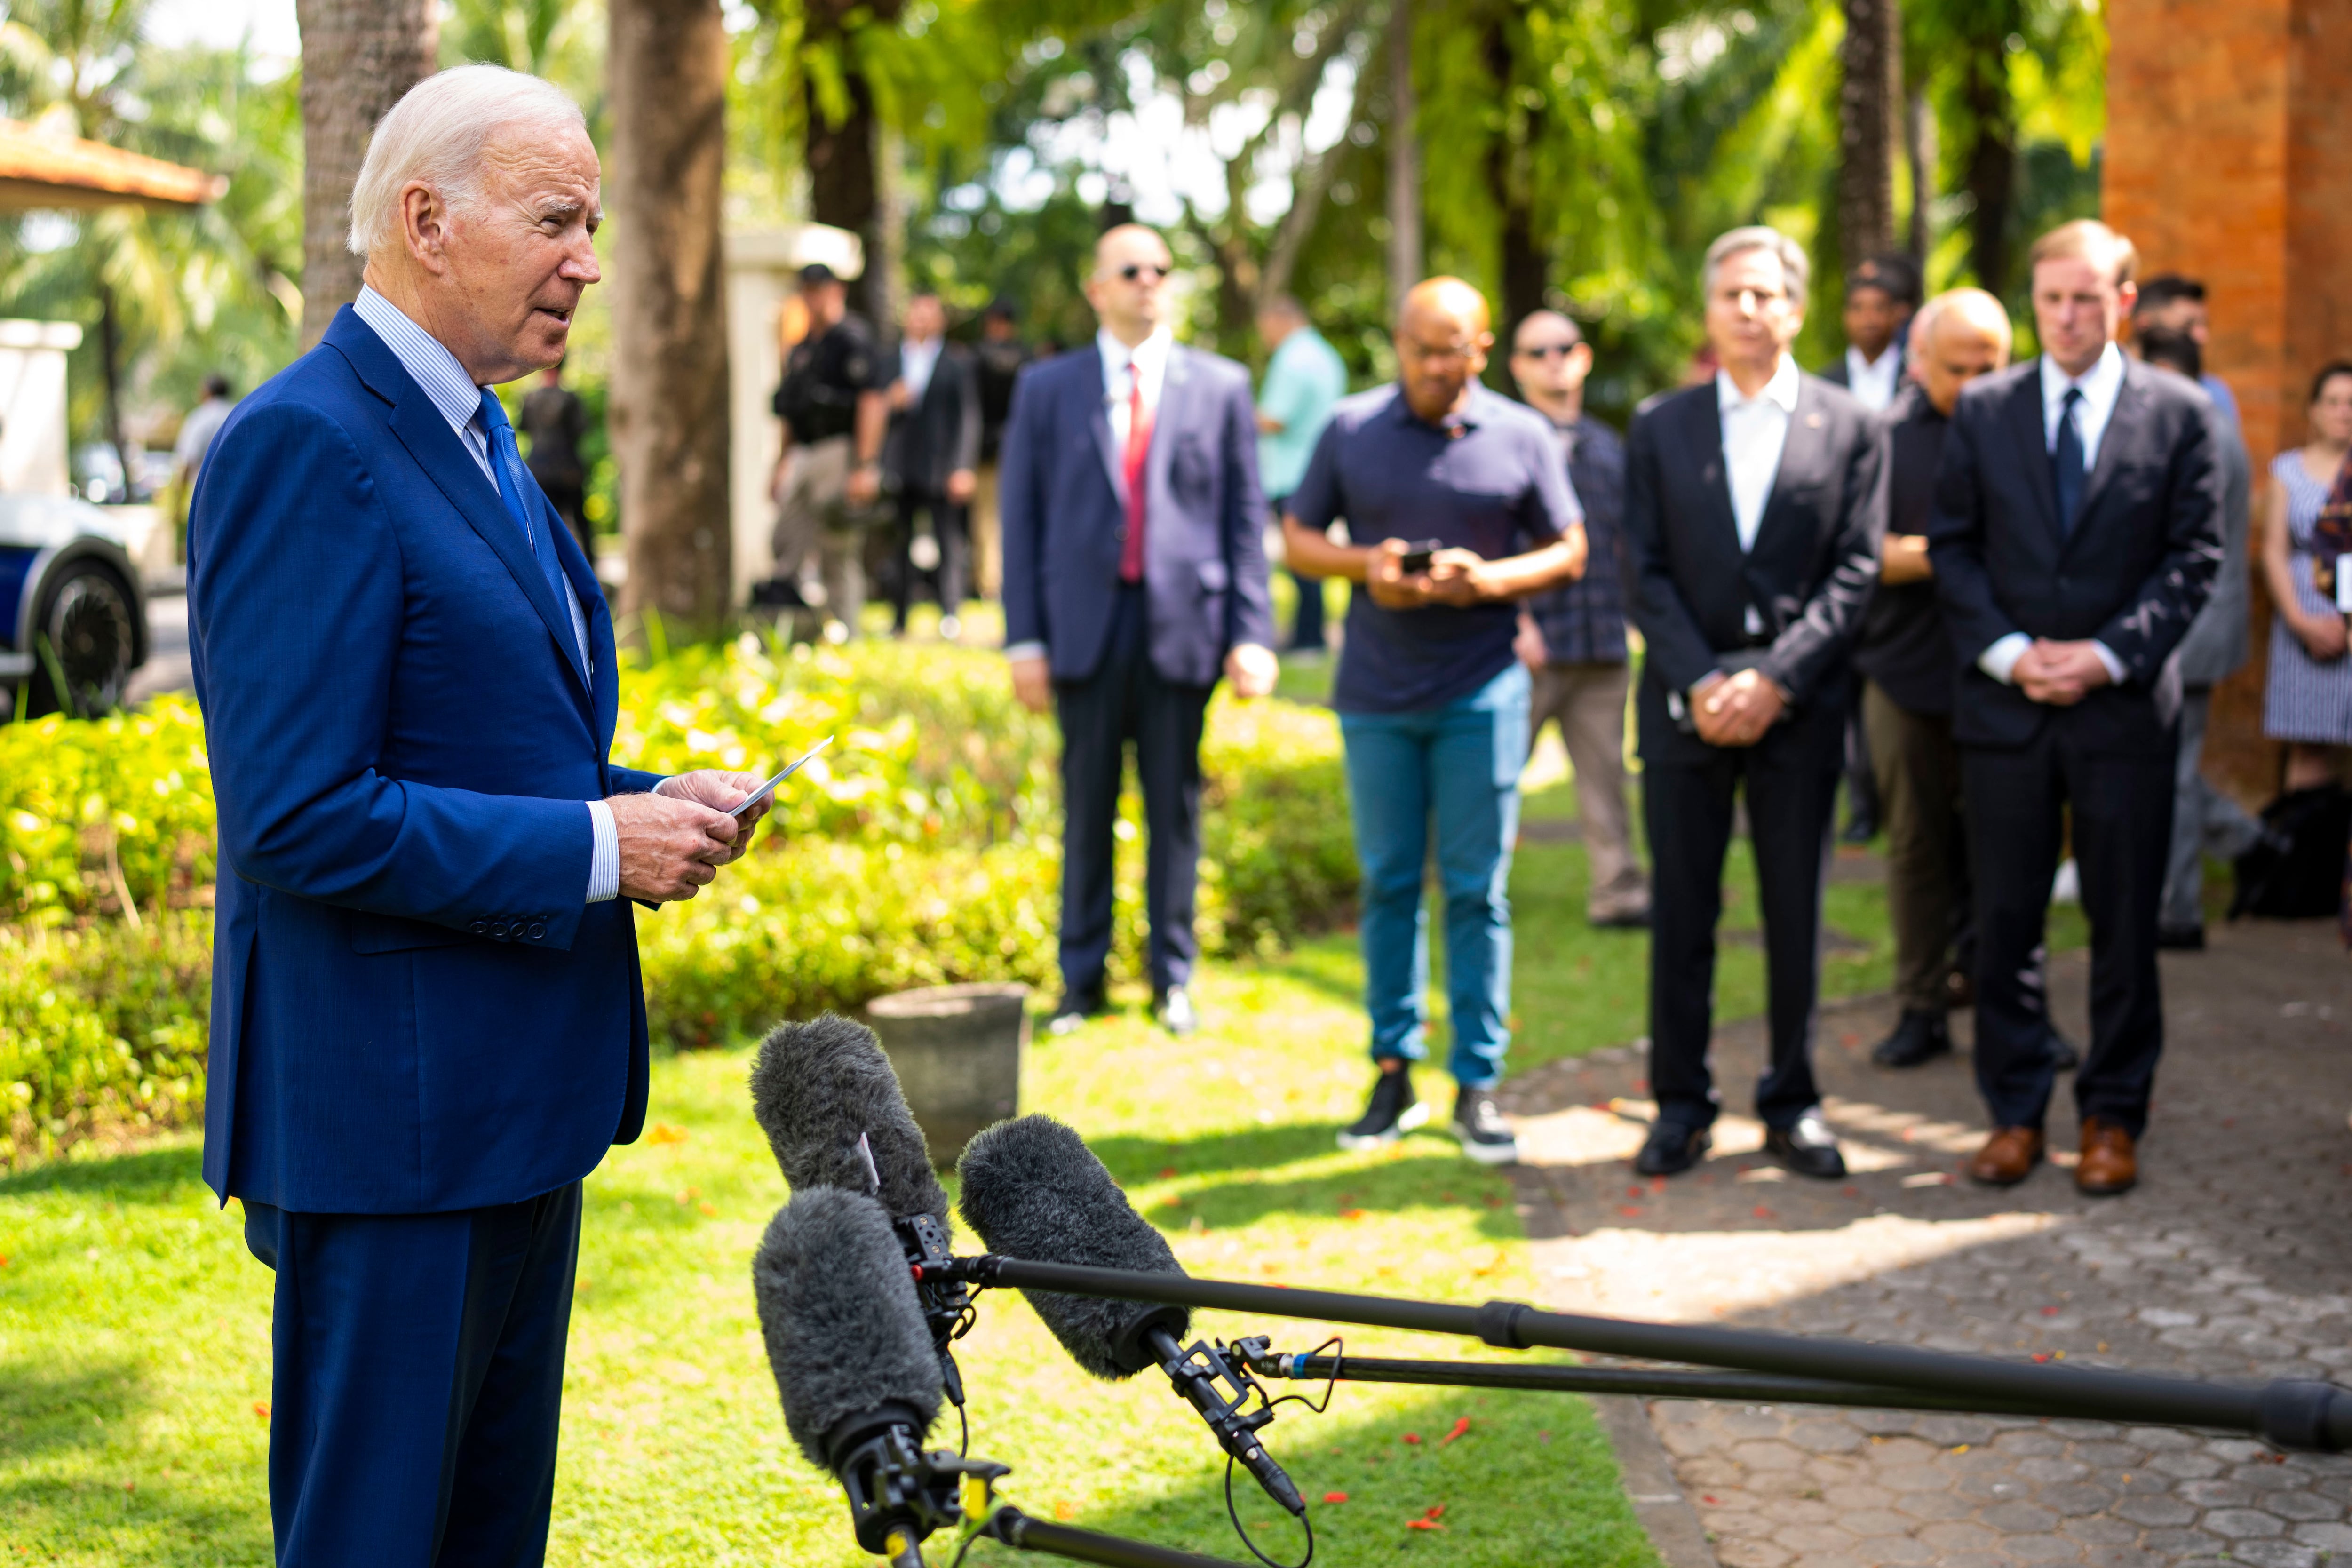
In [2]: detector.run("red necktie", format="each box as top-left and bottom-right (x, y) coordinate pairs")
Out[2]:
(1120, 368), (1152, 584)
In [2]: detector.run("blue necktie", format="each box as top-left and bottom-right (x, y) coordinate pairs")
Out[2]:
(477, 387), (575, 636)
(2051, 386), (2086, 539)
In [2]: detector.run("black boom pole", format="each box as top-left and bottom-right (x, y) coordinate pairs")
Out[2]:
(959, 1257), (2352, 1452)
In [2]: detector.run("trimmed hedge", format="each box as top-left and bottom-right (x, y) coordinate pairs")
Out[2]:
(2, 637), (1357, 1164)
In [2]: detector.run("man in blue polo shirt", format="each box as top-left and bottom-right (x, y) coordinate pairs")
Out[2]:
(1285, 277), (1588, 1164)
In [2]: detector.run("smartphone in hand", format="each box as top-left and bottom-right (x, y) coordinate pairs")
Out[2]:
(1397, 539), (1445, 575)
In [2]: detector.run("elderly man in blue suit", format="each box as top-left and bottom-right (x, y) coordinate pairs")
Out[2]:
(999, 223), (1278, 1039)
(188, 67), (767, 1564)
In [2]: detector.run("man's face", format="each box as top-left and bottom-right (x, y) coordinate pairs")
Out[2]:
(1394, 304), (1489, 422)
(904, 295), (945, 341)
(1919, 316), (2009, 417)
(983, 314), (1017, 342)
(2138, 296), (2209, 347)
(1842, 285), (1904, 360)
(1704, 247), (1803, 376)
(1509, 325), (1591, 408)
(804, 280), (847, 329)
(2031, 255), (2133, 375)
(1082, 229), (1173, 341)
(441, 125), (602, 376)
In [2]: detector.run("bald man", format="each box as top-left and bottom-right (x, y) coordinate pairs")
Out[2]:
(1859, 289), (2013, 1071)
(1286, 277), (1587, 1163)
(998, 223), (1277, 1040)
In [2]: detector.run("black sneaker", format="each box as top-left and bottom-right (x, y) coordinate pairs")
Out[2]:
(1337, 1068), (1428, 1150)
(1451, 1091), (1520, 1166)
(2156, 923), (2206, 951)
(1870, 1009), (1952, 1069)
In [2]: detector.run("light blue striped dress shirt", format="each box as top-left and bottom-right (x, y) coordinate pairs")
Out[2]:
(351, 287), (623, 903)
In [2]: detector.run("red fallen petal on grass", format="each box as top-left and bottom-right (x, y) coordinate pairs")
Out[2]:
(1340, 1209), (1366, 1221)
(1405, 1519), (1444, 1531)
(1618, 1207), (1643, 1218)
(1841, 1186), (1861, 1198)
(1159, 1167), (1179, 1179)
(254, 1401), (270, 1419)
(2032, 1353), (2052, 1363)
(1624, 1186), (1643, 1199)
(123, 1479), (135, 1493)
(1840, 1033), (1859, 1047)
(1054, 1502), (1076, 1521)
(1704, 1495), (1719, 1504)
(1439, 1417), (1470, 1447)
(2041, 1305), (2060, 1315)
(1401, 1433), (1421, 1445)
(1425, 1505), (1446, 1519)
(1752, 1206), (1775, 1219)
(1322, 1492), (1350, 1505)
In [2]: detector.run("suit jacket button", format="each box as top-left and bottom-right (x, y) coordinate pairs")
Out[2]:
(470, 920), (488, 935)
(491, 921), (509, 940)
(527, 922), (547, 941)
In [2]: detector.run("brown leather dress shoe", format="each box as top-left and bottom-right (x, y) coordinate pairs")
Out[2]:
(1966, 1125), (2045, 1186)
(2075, 1118), (2138, 1196)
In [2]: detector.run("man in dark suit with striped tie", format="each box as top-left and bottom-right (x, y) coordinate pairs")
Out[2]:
(1927, 220), (2224, 1196)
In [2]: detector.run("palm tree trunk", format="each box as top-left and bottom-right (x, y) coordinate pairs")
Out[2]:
(294, 0), (438, 348)
(1486, 12), (1548, 347)
(95, 279), (133, 497)
(803, 0), (906, 330)
(1837, 0), (1901, 269)
(608, 0), (732, 638)
(1385, 0), (1423, 310)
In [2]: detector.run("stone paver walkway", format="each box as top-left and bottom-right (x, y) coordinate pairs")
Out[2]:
(1501, 919), (2352, 1568)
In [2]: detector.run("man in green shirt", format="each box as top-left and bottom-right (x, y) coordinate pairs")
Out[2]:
(1257, 296), (1350, 651)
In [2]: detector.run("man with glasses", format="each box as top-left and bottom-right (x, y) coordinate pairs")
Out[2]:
(1507, 310), (1648, 929)
(999, 224), (1279, 1039)
(1286, 278), (1588, 1165)
(1622, 226), (1887, 1181)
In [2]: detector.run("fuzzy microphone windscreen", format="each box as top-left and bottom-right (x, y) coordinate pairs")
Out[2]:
(752, 1185), (943, 1467)
(750, 1013), (949, 1224)
(956, 1114), (1192, 1379)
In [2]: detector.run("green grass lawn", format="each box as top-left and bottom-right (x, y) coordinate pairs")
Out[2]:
(0, 930), (1658, 1566)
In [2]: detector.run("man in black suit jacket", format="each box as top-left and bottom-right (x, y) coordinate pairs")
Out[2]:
(882, 292), (982, 636)
(1624, 227), (1887, 1180)
(1927, 220), (2224, 1197)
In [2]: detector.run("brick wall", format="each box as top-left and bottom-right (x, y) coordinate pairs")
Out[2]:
(2105, 0), (2352, 805)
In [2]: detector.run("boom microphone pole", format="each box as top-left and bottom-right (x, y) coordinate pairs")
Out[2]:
(938, 1255), (2352, 1452)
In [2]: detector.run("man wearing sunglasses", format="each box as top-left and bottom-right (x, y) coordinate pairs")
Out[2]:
(999, 223), (1279, 1040)
(1506, 310), (1648, 930)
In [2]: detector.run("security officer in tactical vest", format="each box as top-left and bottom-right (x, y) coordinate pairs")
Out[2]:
(770, 263), (890, 638)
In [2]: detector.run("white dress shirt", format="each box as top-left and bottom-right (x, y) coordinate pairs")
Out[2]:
(1100, 325), (1172, 449)
(900, 335), (942, 402)
(1843, 344), (1901, 413)
(352, 286), (626, 904)
(1718, 355), (1800, 553)
(1977, 343), (2130, 689)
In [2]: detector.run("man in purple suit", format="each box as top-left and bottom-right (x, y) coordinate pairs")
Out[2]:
(999, 224), (1279, 1038)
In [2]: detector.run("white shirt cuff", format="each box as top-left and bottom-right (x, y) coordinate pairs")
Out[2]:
(1005, 641), (1047, 663)
(1978, 633), (2032, 685)
(2089, 641), (2127, 685)
(586, 799), (619, 903)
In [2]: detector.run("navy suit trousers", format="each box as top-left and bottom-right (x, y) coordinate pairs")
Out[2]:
(1056, 585), (1214, 996)
(243, 1183), (581, 1567)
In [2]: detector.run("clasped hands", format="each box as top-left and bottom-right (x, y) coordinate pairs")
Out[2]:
(605, 771), (774, 903)
(1691, 668), (1787, 748)
(2013, 639), (2115, 707)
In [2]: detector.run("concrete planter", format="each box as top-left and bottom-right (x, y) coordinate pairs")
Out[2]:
(863, 982), (1030, 1165)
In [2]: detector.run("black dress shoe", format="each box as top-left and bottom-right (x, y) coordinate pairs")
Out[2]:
(2156, 923), (2206, 951)
(2044, 1026), (2081, 1073)
(1046, 989), (1106, 1037)
(1870, 1009), (1952, 1069)
(1634, 1121), (1711, 1177)
(1153, 985), (1198, 1037)
(1764, 1109), (1847, 1179)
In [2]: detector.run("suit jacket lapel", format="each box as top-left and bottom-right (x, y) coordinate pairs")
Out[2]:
(2073, 362), (2147, 536)
(1146, 347), (1196, 514)
(1088, 346), (1129, 510)
(2006, 370), (2062, 541)
(326, 309), (593, 704)
(1752, 381), (1827, 556)
(1685, 392), (1744, 561)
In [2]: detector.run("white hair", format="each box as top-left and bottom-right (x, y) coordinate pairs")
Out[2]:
(1701, 225), (1811, 304)
(346, 65), (588, 259)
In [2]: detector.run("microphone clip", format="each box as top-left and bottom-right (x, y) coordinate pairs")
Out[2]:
(833, 1418), (1008, 1561)
(894, 1213), (976, 1407)
(1146, 1327), (1305, 1519)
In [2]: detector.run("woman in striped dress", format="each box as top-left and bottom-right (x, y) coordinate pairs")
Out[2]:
(2261, 361), (2352, 788)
